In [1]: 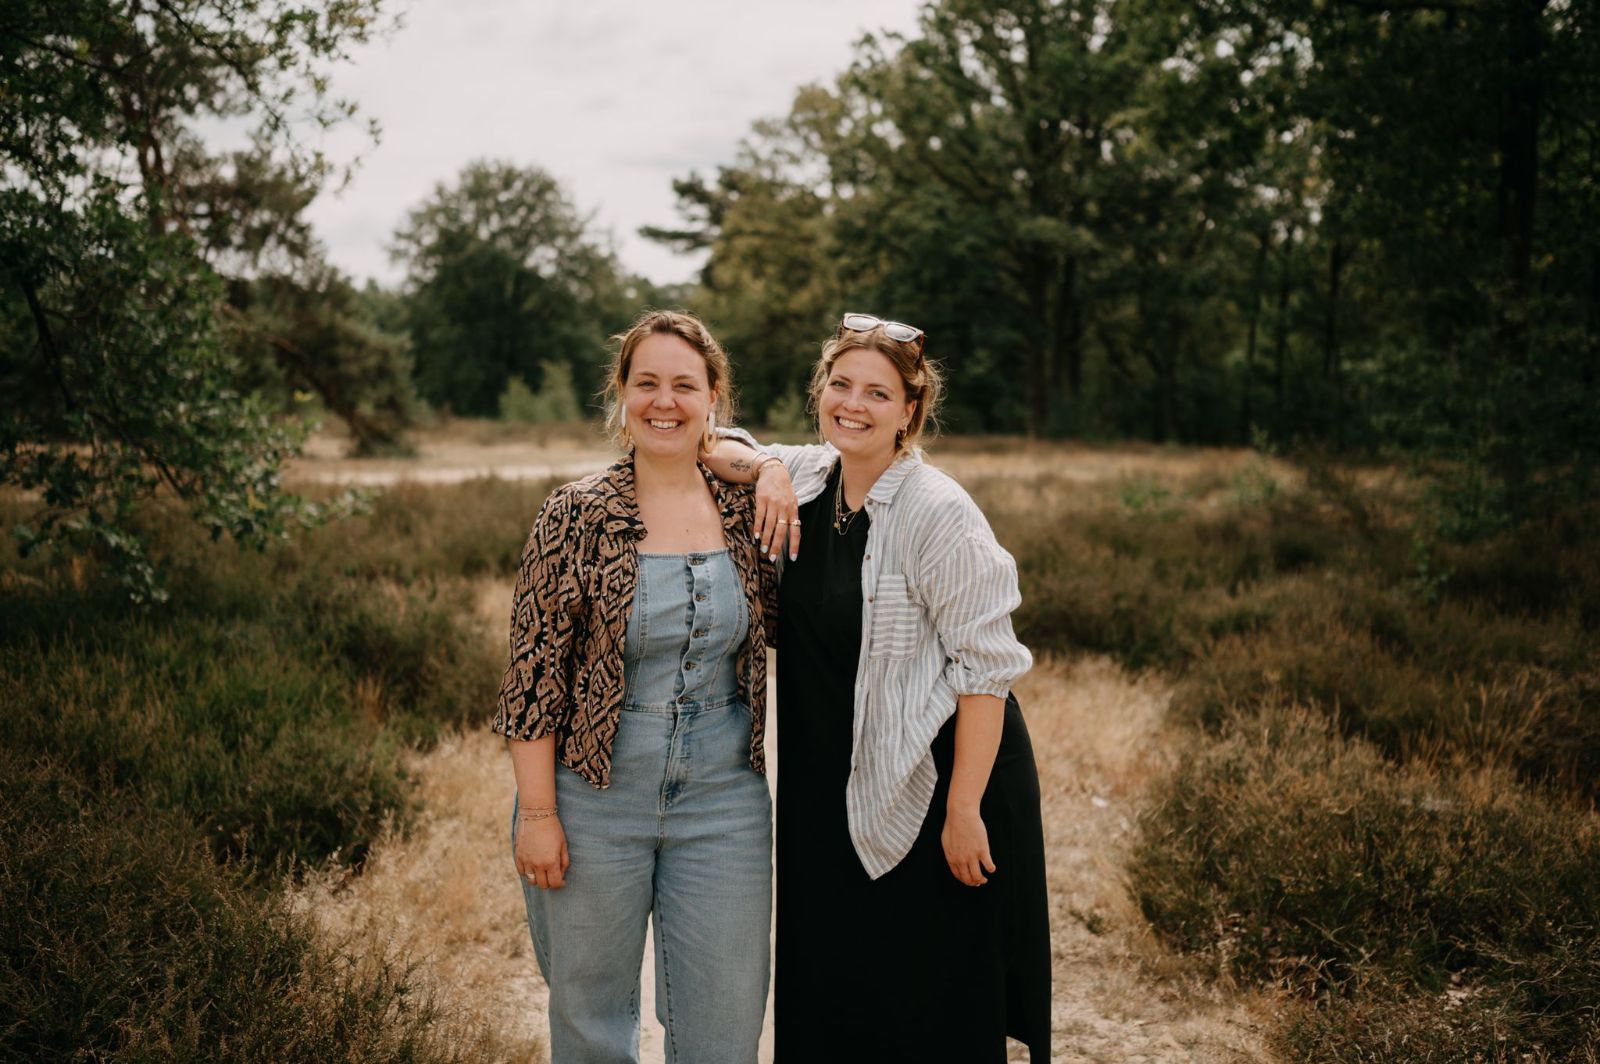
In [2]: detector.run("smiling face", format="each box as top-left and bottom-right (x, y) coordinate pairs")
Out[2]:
(622, 332), (717, 459)
(817, 346), (917, 463)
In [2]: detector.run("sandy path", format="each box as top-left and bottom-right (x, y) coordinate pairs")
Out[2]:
(284, 427), (1298, 493)
(286, 430), (614, 488)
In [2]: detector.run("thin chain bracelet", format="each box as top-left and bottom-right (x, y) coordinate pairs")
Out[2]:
(752, 455), (784, 481)
(517, 806), (558, 821)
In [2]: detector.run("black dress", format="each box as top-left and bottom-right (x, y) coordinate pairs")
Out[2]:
(774, 465), (1051, 1063)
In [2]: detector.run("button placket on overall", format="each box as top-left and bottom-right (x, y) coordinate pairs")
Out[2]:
(663, 552), (748, 808)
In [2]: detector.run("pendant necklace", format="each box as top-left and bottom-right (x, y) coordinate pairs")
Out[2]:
(833, 472), (863, 535)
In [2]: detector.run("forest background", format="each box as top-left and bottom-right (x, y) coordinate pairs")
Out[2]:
(3, 1), (1597, 1062)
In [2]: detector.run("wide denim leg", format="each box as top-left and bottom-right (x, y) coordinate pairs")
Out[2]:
(650, 700), (771, 1064)
(516, 756), (655, 1064)
(516, 697), (771, 1064)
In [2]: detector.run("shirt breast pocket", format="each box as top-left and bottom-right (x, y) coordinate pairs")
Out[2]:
(868, 573), (921, 660)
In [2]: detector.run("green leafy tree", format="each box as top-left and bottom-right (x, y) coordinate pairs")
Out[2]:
(391, 160), (628, 418)
(230, 262), (418, 452)
(1086, 0), (1300, 442)
(655, 0), (1283, 437)
(180, 147), (419, 451)
(1, 0), (388, 599)
(840, 0), (1143, 434)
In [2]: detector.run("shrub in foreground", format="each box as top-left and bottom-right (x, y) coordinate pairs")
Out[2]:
(0, 493), (505, 873)
(1132, 706), (1600, 1062)
(0, 754), (493, 1064)
(1169, 579), (1599, 799)
(0, 575), (495, 872)
(1277, 976), (1600, 1064)
(988, 472), (1600, 799)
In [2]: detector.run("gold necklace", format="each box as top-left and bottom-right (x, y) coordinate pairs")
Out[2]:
(832, 473), (863, 535)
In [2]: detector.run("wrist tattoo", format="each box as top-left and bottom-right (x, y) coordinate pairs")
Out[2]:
(731, 459), (751, 472)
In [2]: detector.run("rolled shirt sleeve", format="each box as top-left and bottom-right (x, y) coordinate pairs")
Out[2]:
(492, 486), (583, 741)
(920, 525), (1032, 699)
(714, 425), (765, 453)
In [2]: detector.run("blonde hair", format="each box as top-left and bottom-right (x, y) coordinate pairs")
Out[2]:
(602, 309), (734, 448)
(808, 320), (942, 452)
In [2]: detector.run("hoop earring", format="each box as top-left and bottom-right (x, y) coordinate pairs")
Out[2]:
(703, 410), (717, 452)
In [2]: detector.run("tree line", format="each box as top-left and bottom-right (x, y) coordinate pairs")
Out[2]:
(3, 0), (1596, 595)
(649, 0), (1598, 531)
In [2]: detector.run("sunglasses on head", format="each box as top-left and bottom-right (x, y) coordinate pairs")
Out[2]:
(838, 312), (925, 352)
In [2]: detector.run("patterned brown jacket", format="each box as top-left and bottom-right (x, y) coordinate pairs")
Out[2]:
(491, 454), (776, 786)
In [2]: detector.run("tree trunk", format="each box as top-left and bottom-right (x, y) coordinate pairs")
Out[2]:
(1273, 236), (1292, 439)
(1325, 237), (1349, 447)
(1025, 259), (1051, 437)
(1243, 230), (1270, 442)
(1494, 0), (1545, 366)
(1152, 347), (1177, 443)
(1589, 244), (1600, 390)
(1059, 255), (1083, 400)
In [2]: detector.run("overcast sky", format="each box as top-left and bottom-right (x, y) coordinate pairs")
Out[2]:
(300, 0), (927, 289)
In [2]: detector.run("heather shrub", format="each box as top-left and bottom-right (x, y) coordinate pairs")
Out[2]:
(992, 473), (1373, 668)
(0, 753), (495, 1064)
(0, 575), (494, 872)
(988, 456), (1600, 1058)
(1132, 705), (1600, 1062)
(0, 487), (512, 873)
(987, 467), (1600, 797)
(281, 476), (558, 584)
(1277, 980), (1600, 1063)
(1169, 579), (1599, 798)
(1439, 504), (1600, 625)
(0, 474), (556, 1061)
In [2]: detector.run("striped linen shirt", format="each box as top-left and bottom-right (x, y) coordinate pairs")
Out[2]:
(734, 433), (1033, 878)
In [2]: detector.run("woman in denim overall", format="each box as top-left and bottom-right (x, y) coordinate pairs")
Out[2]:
(493, 311), (774, 1064)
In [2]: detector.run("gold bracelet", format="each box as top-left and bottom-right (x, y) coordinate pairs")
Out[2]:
(752, 455), (783, 481)
(517, 806), (558, 821)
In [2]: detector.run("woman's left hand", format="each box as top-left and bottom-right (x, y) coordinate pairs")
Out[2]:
(754, 462), (801, 562)
(941, 805), (996, 887)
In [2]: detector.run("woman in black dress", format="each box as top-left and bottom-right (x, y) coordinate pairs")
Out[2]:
(710, 314), (1050, 1062)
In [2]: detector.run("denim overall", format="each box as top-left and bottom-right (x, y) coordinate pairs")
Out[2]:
(516, 550), (772, 1064)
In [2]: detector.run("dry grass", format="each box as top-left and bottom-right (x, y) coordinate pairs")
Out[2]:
(1013, 656), (1274, 1062)
(287, 731), (545, 1064)
(287, 576), (544, 1061)
(931, 437), (1302, 495)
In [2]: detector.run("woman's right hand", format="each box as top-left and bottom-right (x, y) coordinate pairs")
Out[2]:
(754, 461), (801, 562)
(516, 815), (570, 890)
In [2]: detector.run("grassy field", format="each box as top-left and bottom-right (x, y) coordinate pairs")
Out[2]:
(2, 429), (1596, 1061)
